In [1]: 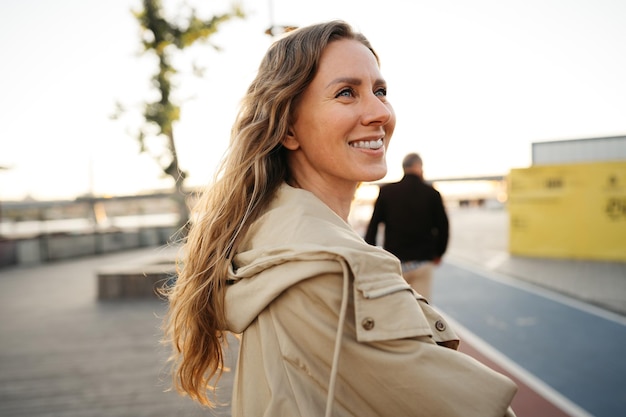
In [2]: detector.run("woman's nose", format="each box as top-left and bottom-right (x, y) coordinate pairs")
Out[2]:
(361, 94), (394, 126)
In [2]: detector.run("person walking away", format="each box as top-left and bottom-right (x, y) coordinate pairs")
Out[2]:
(365, 153), (449, 300)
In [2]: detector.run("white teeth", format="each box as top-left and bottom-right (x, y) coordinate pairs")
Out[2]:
(350, 138), (383, 149)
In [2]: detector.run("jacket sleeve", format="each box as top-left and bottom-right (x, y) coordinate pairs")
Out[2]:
(266, 271), (517, 417)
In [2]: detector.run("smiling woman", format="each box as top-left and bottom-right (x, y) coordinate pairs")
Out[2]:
(162, 20), (517, 417)
(282, 37), (395, 219)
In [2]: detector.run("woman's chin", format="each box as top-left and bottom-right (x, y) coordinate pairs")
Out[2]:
(360, 166), (387, 182)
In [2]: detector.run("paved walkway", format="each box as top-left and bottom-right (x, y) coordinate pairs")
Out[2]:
(440, 207), (626, 417)
(0, 247), (236, 417)
(434, 262), (626, 417)
(0, 207), (623, 416)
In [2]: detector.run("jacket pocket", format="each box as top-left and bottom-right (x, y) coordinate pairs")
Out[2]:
(354, 277), (432, 342)
(354, 277), (458, 348)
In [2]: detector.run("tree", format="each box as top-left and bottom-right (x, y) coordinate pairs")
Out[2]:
(117, 0), (244, 231)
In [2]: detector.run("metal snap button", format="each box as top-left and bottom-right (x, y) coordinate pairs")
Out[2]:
(361, 317), (375, 331)
(435, 320), (446, 331)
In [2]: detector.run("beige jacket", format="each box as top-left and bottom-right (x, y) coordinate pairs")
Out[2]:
(225, 184), (517, 417)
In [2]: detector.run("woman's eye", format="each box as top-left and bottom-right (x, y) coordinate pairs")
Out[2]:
(336, 88), (354, 98)
(375, 87), (387, 97)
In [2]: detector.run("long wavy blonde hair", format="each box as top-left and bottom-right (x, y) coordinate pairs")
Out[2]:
(162, 20), (379, 406)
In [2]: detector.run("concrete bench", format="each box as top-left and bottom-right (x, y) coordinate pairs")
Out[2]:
(97, 257), (177, 300)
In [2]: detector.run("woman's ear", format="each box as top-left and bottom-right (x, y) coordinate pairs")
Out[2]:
(282, 129), (300, 150)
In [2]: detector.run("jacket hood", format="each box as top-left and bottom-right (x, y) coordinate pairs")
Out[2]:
(224, 184), (407, 334)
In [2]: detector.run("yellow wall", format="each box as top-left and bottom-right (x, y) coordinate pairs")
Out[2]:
(508, 161), (626, 261)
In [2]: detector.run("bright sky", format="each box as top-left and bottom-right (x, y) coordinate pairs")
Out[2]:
(1, 0), (625, 201)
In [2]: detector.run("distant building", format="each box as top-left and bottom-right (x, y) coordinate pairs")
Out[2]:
(532, 135), (626, 165)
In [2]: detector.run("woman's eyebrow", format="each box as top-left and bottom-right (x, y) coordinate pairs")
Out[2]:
(326, 77), (361, 88)
(326, 77), (386, 88)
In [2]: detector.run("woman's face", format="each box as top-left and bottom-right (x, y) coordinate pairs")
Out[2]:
(284, 38), (395, 193)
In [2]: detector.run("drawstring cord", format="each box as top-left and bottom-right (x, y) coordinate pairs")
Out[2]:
(324, 261), (350, 417)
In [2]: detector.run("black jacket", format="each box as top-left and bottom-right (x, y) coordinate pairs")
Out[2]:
(364, 174), (449, 262)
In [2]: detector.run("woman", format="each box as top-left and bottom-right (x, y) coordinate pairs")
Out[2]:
(163, 20), (517, 416)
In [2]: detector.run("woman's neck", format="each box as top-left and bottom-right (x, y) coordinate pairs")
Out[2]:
(287, 178), (356, 222)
